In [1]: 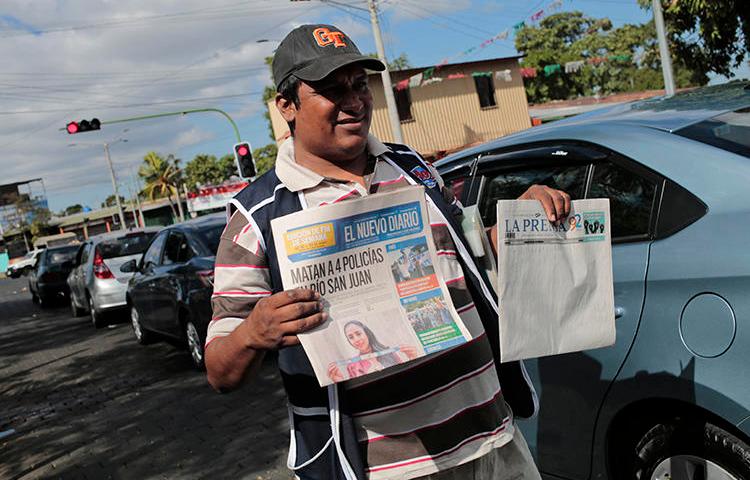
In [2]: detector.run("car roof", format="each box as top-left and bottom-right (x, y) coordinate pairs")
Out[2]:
(169, 212), (227, 231)
(87, 227), (161, 244)
(435, 80), (750, 168)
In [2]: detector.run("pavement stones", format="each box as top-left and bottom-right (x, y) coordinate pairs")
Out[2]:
(0, 277), (293, 480)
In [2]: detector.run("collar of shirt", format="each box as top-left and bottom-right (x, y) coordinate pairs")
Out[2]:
(275, 134), (391, 193)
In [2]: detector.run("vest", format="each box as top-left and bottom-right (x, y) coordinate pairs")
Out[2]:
(228, 143), (537, 480)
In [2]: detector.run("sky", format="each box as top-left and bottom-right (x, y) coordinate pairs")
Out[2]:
(1, 0), (747, 214)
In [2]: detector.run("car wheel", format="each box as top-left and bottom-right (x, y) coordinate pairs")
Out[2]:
(185, 320), (204, 370)
(89, 296), (105, 328)
(70, 296), (84, 317)
(130, 305), (153, 345)
(633, 421), (750, 480)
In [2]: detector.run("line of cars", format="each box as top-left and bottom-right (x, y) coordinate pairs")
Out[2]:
(25, 213), (226, 370)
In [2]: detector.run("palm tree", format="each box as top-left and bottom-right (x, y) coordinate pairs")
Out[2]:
(139, 152), (182, 220)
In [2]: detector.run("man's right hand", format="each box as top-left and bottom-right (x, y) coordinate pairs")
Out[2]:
(239, 288), (327, 350)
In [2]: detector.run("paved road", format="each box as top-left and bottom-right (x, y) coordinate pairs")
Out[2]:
(0, 276), (292, 480)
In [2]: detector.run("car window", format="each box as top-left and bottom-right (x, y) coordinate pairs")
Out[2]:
(97, 231), (156, 260)
(80, 244), (92, 265)
(142, 231), (168, 268)
(163, 231), (193, 265)
(587, 161), (657, 239)
(197, 224), (224, 255)
(675, 107), (750, 159)
(46, 246), (79, 265)
(478, 165), (588, 226)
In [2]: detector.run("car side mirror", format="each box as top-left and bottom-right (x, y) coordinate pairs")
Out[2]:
(120, 259), (138, 273)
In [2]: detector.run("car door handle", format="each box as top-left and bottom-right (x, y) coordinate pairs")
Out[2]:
(615, 306), (626, 319)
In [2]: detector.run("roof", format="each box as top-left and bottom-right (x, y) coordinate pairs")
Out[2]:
(436, 80), (750, 167)
(51, 206), (133, 228)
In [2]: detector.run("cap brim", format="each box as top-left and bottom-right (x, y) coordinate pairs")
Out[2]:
(294, 53), (386, 83)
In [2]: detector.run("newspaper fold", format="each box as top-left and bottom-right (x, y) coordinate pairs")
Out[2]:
(272, 187), (471, 386)
(496, 199), (615, 362)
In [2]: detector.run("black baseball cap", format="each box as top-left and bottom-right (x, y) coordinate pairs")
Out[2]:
(272, 24), (385, 90)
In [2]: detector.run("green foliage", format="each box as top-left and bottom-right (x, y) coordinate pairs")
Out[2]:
(101, 195), (124, 208)
(65, 204), (84, 215)
(253, 143), (278, 176)
(184, 153), (238, 190)
(638, 0), (749, 77)
(515, 11), (708, 103)
(138, 152), (182, 218)
(366, 52), (412, 71)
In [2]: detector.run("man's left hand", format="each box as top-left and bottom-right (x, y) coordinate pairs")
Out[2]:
(518, 184), (571, 223)
(488, 185), (571, 257)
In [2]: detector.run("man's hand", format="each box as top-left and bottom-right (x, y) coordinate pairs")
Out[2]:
(238, 288), (327, 350)
(489, 185), (572, 257)
(518, 184), (571, 223)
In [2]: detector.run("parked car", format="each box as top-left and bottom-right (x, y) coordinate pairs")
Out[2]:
(6, 249), (44, 278)
(67, 228), (159, 327)
(28, 244), (80, 307)
(123, 214), (225, 369)
(434, 81), (750, 480)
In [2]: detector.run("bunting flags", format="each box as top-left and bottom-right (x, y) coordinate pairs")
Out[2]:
(543, 64), (562, 76)
(531, 10), (545, 22)
(495, 69), (513, 82)
(447, 73), (467, 80)
(564, 60), (584, 73)
(409, 73), (423, 88)
(520, 67), (538, 78)
(395, 79), (409, 91)
(513, 21), (526, 31)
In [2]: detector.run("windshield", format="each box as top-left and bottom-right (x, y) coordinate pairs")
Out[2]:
(97, 232), (157, 259)
(197, 224), (224, 255)
(675, 107), (750, 159)
(45, 246), (79, 265)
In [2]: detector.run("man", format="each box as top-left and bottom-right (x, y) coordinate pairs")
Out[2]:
(206, 24), (570, 480)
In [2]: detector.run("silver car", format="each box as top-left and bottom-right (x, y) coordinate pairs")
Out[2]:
(67, 228), (159, 327)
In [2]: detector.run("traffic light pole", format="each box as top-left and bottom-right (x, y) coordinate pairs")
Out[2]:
(97, 108), (242, 143)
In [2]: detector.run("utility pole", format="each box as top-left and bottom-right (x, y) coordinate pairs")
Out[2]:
(367, 0), (404, 143)
(652, 0), (675, 96)
(103, 142), (126, 230)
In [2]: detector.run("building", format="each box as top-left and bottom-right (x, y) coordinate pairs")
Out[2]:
(0, 178), (49, 258)
(267, 56), (532, 159)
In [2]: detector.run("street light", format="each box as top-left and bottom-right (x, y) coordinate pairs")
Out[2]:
(67, 130), (129, 230)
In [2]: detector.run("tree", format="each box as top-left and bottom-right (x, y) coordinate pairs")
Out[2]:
(366, 52), (412, 71)
(138, 152), (182, 219)
(101, 195), (125, 208)
(639, 0), (749, 78)
(184, 153), (238, 190)
(515, 11), (708, 103)
(65, 204), (84, 215)
(253, 143), (278, 176)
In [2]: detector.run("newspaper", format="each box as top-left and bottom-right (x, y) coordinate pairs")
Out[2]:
(496, 199), (615, 362)
(271, 187), (471, 386)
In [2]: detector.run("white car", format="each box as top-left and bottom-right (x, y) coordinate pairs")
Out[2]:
(6, 249), (44, 278)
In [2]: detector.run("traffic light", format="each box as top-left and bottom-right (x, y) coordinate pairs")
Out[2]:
(234, 142), (255, 179)
(66, 118), (101, 134)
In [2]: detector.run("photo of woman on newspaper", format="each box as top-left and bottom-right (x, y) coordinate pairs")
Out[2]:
(327, 320), (418, 382)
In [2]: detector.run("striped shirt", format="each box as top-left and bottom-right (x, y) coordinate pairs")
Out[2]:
(209, 135), (513, 480)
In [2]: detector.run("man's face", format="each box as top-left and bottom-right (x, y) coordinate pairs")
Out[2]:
(288, 64), (373, 163)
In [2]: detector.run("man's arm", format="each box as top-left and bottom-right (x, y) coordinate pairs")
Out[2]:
(204, 212), (326, 392)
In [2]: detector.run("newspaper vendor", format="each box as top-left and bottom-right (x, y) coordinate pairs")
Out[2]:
(205, 24), (571, 480)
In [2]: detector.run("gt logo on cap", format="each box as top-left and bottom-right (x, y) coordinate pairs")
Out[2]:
(313, 27), (347, 48)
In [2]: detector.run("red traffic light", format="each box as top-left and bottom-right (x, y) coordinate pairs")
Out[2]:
(233, 142), (255, 179)
(66, 118), (101, 134)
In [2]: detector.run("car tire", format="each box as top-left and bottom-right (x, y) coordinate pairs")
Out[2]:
(89, 296), (105, 328)
(184, 319), (205, 370)
(130, 305), (153, 345)
(70, 297), (85, 317)
(633, 420), (750, 480)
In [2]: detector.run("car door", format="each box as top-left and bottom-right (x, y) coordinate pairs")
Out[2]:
(465, 143), (659, 479)
(68, 243), (86, 307)
(130, 230), (168, 330)
(150, 230), (194, 336)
